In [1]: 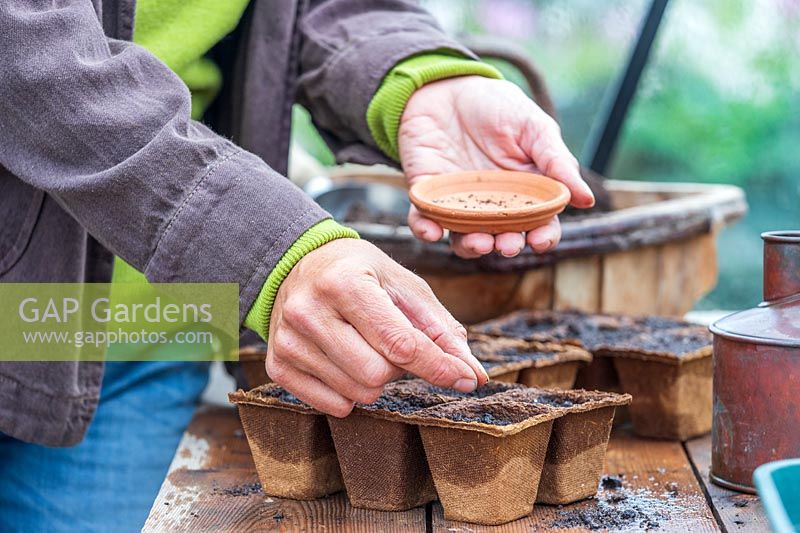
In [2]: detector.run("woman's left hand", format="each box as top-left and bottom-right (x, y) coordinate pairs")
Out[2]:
(398, 76), (595, 259)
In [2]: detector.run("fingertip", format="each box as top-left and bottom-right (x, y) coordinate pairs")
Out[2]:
(453, 378), (477, 393)
(408, 206), (442, 241)
(527, 220), (560, 253)
(450, 234), (482, 259)
(495, 232), (525, 257)
(328, 401), (355, 418)
(461, 233), (494, 255)
(420, 223), (444, 242)
(570, 180), (595, 209)
(474, 360), (490, 385)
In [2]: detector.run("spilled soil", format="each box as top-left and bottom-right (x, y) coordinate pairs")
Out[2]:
(213, 482), (263, 497)
(551, 475), (695, 530)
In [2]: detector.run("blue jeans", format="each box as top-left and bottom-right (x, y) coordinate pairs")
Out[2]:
(0, 361), (209, 532)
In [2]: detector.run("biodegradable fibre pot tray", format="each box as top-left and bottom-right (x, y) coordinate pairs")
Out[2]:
(469, 333), (592, 389)
(230, 381), (629, 525)
(472, 310), (713, 440)
(408, 170), (570, 234)
(228, 386), (343, 499)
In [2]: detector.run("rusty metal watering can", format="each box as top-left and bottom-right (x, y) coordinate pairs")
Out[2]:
(710, 230), (800, 493)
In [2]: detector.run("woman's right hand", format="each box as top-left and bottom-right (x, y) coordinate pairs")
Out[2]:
(265, 238), (488, 417)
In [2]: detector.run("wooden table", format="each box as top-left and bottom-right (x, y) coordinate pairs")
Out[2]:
(144, 406), (767, 532)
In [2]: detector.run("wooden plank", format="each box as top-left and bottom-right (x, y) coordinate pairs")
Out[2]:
(143, 407), (426, 532)
(657, 240), (694, 316)
(693, 233), (719, 298)
(510, 266), (554, 311)
(601, 246), (661, 315)
(658, 234), (719, 316)
(432, 426), (719, 532)
(553, 255), (602, 312)
(424, 271), (523, 325)
(685, 435), (767, 532)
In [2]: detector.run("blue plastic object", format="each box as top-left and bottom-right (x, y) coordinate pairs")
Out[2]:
(754, 459), (800, 533)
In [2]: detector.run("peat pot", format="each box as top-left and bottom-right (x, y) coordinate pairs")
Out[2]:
(710, 231), (800, 493)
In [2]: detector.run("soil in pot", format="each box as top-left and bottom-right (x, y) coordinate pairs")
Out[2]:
(470, 310), (585, 344)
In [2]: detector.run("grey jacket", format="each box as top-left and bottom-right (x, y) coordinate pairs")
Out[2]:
(0, 0), (473, 446)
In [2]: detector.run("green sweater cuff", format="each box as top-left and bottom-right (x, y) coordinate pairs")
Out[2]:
(244, 219), (359, 340)
(367, 53), (504, 161)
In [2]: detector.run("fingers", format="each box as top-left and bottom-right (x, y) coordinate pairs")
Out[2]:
(384, 269), (490, 387)
(494, 232), (526, 257)
(288, 339), (384, 405)
(524, 114), (594, 209)
(291, 312), (404, 389)
(267, 356), (354, 418)
(526, 217), (561, 253)
(450, 232), (494, 258)
(332, 276), (481, 392)
(408, 206), (444, 242)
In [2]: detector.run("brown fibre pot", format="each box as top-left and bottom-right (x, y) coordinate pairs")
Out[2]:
(408, 170), (570, 234)
(238, 343), (270, 388)
(413, 393), (559, 525)
(228, 385), (343, 499)
(325, 381), (452, 511)
(709, 231), (800, 493)
(518, 361), (584, 389)
(500, 388), (631, 504)
(613, 356), (711, 440)
(469, 333), (592, 389)
(598, 326), (713, 440)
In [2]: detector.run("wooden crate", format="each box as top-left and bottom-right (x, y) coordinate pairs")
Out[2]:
(342, 178), (745, 323)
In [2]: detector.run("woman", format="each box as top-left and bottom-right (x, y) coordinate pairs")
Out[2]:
(0, 1), (593, 530)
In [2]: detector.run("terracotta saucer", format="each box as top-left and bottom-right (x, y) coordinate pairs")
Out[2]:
(408, 170), (570, 234)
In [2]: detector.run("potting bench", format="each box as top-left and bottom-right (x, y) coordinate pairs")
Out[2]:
(144, 406), (767, 532)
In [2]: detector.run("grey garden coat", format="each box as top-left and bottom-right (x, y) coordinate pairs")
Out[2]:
(0, 0), (475, 446)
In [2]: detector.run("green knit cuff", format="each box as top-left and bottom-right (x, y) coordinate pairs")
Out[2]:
(367, 53), (504, 161)
(244, 219), (359, 340)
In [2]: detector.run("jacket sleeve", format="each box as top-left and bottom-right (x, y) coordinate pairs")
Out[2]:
(0, 0), (329, 322)
(296, 0), (478, 165)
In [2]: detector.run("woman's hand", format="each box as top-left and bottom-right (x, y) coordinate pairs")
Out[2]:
(266, 238), (489, 417)
(399, 76), (594, 259)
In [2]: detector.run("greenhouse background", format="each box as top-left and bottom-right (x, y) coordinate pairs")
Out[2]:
(292, 0), (800, 311)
